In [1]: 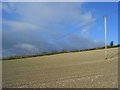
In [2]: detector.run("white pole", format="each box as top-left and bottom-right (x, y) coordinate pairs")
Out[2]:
(104, 16), (107, 59)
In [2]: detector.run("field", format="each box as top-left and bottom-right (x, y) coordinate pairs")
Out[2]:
(2, 48), (118, 88)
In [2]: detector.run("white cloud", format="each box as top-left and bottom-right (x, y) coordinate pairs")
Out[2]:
(3, 21), (39, 31)
(2, 2), (16, 13)
(2, 2), (104, 57)
(81, 22), (94, 34)
(14, 43), (39, 53)
(3, 2), (95, 34)
(82, 12), (95, 25)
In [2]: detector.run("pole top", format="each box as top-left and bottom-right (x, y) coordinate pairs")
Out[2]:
(104, 16), (106, 18)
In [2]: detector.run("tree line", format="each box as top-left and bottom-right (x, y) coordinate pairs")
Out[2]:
(2, 41), (120, 60)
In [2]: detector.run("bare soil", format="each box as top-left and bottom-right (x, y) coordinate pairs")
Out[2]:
(2, 48), (118, 88)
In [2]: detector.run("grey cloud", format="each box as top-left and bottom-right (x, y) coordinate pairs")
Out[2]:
(2, 2), (104, 57)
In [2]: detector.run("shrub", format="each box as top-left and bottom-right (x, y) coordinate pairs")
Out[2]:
(50, 50), (58, 54)
(60, 49), (68, 53)
(110, 41), (114, 47)
(70, 50), (79, 52)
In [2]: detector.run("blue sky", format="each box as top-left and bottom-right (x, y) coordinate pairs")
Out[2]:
(2, 2), (118, 57)
(83, 2), (118, 44)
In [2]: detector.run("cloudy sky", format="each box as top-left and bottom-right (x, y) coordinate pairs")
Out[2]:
(2, 2), (118, 57)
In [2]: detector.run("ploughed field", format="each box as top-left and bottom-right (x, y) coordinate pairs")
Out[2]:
(3, 48), (118, 88)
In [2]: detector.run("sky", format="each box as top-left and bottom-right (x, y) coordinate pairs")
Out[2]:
(1, 2), (118, 57)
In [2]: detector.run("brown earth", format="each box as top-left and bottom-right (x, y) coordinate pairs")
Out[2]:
(2, 48), (118, 88)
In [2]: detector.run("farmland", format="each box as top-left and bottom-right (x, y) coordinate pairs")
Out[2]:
(2, 47), (118, 88)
